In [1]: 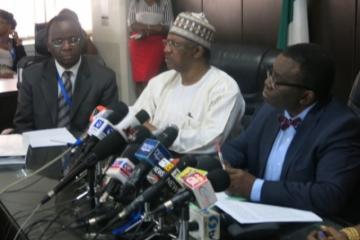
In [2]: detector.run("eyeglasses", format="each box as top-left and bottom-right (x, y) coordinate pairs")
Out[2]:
(51, 36), (81, 48)
(162, 39), (193, 50)
(266, 69), (310, 90)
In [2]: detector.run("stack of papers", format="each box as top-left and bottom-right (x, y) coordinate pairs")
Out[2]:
(0, 134), (28, 157)
(22, 128), (76, 148)
(0, 128), (76, 167)
(215, 192), (322, 223)
(0, 134), (28, 166)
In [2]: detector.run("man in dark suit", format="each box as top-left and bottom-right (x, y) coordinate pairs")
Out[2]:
(14, 14), (118, 134)
(222, 43), (360, 223)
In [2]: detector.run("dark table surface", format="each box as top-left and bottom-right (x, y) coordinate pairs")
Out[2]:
(0, 166), (86, 240)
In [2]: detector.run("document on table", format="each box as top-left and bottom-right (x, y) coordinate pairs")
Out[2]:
(215, 192), (322, 224)
(22, 128), (76, 148)
(0, 134), (28, 157)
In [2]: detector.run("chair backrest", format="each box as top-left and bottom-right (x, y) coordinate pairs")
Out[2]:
(348, 71), (360, 117)
(34, 23), (51, 56)
(210, 44), (280, 128)
(17, 55), (49, 88)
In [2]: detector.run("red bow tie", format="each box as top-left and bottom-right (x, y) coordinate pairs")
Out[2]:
(278, 115), (302, 130)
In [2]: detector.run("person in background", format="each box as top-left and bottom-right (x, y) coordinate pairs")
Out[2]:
(0, 9), (26, 78)
(13, 14), (118, 134)
(307, 225), (360, 240)
(35, 8), (98, 57)
(127, 0), (173, 95)
(221, 43), (360, 223)
(132, 12), (245, 154)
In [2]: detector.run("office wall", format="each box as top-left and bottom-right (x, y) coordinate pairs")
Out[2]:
(173, 0), (360, 102)
(91, 0), (136, 104)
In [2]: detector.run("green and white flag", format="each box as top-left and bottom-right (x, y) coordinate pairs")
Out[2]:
(277, 0), (309, 50)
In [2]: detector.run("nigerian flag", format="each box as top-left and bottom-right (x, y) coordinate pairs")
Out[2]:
(277, 0), (309, 49)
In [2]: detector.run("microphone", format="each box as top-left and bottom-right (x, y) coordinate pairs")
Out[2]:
(40, 124), (152, 205)
(195, 155), (223, 172)
(80, 101), (129, 143)
(118, 126), (179, 199)
(117, 155), (196, 221)
(99, 144), (140, 203)
(150, 169), (230, 216)
(147, 155), (196, 193)
(75, 155), (197, 228)
(88, 105), (108, 123)
(99, 125), (155, 203)
(113, 109), (150, 141)
(68, 102), (129, 166)
(189, 204), (220, 240)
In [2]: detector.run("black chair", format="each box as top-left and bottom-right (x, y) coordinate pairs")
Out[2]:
(210, 44), (280, 128)
(34, 22), (51, 56)
(348, 71), (360, 117)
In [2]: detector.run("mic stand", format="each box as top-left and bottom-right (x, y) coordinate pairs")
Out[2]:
(177, 204), (190, 240)
(88, 166), (96, 209)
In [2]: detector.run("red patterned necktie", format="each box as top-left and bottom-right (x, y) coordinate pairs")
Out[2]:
(278, 115), (302, 130)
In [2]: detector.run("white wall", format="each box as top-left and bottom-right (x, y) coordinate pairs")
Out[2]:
(91, 0), (136, 105)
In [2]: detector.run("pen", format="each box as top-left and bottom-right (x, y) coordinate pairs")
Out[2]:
(215, 142), (226, 170)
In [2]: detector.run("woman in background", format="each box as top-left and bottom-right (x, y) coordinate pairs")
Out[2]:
(127, 0), (173, 95)
(0, 9), (26, 78)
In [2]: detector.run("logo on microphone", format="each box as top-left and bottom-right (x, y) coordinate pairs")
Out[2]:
(208, 215), (219, 239)
(119, 160), (134, 177)
(103, 125), (114, 135)
(94, 119), (105, 129)
(183, 172), (207, 189)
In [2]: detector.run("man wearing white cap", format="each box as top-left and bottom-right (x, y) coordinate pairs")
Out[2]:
(132, 12), (245, 154)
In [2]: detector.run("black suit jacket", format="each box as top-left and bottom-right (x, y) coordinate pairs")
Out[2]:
(14, 56), (119, 133)
(222, 99), (360, 223)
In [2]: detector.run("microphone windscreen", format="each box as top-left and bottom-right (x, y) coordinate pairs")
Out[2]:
(107, 111), (123, 124)
(179, 155), (197, 170)
(108, 101), (129, 119)
(196, 156), (223, 172)
(207, 169), (230, 192)
(92, 131), (127, 160)
(120, 144), (141, 165)
(130, 125), (153, 144)
(157, 125), (179, 148)
(135, 110), (150, 123)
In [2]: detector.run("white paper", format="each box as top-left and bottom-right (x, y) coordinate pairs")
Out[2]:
(22, 128), (76, 148)
(215, 192), (322, 224)
(0, 134), (28, 156)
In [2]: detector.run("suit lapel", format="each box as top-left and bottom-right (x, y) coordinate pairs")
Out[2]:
(40, 60), (58, 125)
(70, 57), (91, 120)
(258, 110), (282, 177)
(280, 104), (322, 178)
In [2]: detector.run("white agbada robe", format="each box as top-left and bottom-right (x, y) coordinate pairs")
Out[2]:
(131, 66), (245, 154)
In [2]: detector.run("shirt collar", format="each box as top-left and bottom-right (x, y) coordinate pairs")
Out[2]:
(284, 102), (317, 121)
(54, 56), (82, 78)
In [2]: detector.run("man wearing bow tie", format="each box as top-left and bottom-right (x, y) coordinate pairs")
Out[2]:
(222, 43), (360, 223)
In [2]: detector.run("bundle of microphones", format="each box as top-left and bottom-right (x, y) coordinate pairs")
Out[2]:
(39, 101), (230, 239)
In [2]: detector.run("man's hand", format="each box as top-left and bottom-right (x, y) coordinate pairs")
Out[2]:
(225, 165), (256, 199)
(307, 225), (347, 240)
